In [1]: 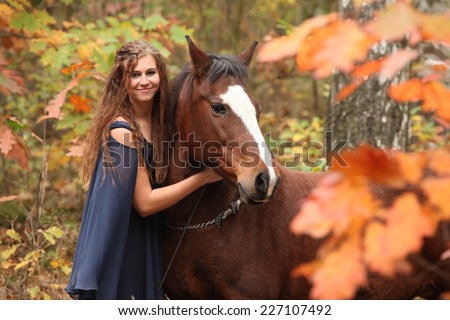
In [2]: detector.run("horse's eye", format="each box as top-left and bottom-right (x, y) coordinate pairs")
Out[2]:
(211, 103), (226, 115)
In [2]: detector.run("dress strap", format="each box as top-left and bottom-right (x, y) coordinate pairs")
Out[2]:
(110, 121), (132, 131)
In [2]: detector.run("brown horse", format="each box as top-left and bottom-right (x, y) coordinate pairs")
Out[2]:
(162, 36), (450, 299)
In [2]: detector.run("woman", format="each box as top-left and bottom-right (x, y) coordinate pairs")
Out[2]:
(66, 40), (221, 300)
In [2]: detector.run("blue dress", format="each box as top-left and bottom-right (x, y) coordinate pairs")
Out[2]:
(66, 121), (165, 300)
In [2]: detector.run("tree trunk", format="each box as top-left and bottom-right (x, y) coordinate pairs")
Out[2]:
(326, 0), (411, 152)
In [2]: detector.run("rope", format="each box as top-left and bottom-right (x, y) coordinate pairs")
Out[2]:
(156, 185), (206, 298)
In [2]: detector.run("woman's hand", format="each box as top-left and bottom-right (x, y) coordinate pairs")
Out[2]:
(198, 168), (223, 184)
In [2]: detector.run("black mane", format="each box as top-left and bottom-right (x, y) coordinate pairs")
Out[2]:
(169, 54), (249, 131)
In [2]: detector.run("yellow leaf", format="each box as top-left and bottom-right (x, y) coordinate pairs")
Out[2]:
(6, 228), (21, 241)
(1, 244), (19, 259)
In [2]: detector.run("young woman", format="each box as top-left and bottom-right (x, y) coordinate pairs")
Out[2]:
(66, 40), (221, 300)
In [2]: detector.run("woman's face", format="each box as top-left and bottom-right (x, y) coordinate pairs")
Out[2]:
(126, 54), (160, 108)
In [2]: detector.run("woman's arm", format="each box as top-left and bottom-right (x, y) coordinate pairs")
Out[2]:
(111, 126), (221, 217)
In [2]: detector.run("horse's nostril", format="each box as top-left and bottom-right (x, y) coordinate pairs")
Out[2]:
(255, 172), (269, 194)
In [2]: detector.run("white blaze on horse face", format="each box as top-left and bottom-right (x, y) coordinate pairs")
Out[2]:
(220, 85), (277, 193)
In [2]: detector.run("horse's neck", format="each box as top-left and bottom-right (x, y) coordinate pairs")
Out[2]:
(164, 144), (238, 224)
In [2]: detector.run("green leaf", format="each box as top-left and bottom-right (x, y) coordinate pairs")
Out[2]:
(141, 14), (167, 31)
(34, 9), (56, 26)
(29, 286), (40, 299)
(1, 244), (19, 260)
(42, 231), (55, 245)
(40, 47), (57, 66)
(45, 226), (64, 239)
(61, 265), (72, 276)
(170, 25), (191, 44)
(6, 229), (21, 242)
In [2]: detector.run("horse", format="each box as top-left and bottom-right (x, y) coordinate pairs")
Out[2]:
(162, 36), (450, 299)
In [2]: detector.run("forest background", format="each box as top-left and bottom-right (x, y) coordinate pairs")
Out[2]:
(0, 0), (449, 299)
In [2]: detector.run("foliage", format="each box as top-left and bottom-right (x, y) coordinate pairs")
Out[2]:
(258, 0), (450, 299)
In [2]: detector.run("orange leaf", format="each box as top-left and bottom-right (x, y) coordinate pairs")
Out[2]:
(419, 13), (450, 46)
(422, 177), (450, 218)
(69, 94), (92, 113)
(422, 81), (450, 122)
(364, 193), (435, 276)
(336, 81), (362, 101)
(428, 148), (450, 176)
(395, 151), (426, 184)
(296, 20), (374, 78)
(364, 1), (421, 41)
(291, 172), (376, 238)
(331, 144), (404, 188)
(388, 78), (423, 102)
(257, 13), (338, 63)
(309, 240), (366, 299)
(351, 58), (385, 79)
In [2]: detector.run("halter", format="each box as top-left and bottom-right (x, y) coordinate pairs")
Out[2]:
(164, 198), (242, 230)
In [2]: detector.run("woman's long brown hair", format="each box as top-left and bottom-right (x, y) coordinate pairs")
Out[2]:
(81, 40), (171, 186)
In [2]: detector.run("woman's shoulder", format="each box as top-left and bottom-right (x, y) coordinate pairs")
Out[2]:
(110, 117), (136, 147)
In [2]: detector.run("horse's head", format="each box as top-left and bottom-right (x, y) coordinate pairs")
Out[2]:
(172, 36), (280, 204)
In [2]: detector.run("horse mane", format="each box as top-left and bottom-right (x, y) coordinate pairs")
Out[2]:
(169, 54), (249, 132)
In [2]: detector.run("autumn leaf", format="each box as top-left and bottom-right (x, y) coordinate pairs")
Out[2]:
(0, 195), (18, 202)
(66, 144), (84, 158)
(298, 239), (366, 299)
(364, 193), (435, 276)
(331, 144), (404, 188)
(422, 81), (450, 122)
(419, 13), (450, 46)
(395, 151), (426, 184)
(427, 148), (450, 176)
(291, 172), (376, 238)
(256, 13), (338, 63)
(39, 77), (79, 122)
(69, 94), (92, 113)
(0, 124), (16, 155)
(379, 49), (419, 80)
(336, 80), (363, 101)
(364, 1), (421, 41)
(422, 177), (450, 219)
(389, 78), (423, 102)
(297, 20), (375, 78)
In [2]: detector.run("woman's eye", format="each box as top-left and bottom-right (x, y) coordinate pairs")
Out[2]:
(131, 73), (140, 78)
(211, 103), (226, 115)
(146, 70), (156, 76)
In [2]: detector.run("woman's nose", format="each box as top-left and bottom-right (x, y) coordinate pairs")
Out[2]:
(140, 75), (150, 85)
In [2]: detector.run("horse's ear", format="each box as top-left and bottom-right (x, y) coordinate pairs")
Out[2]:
(239, 41), (258, 67)
(186, 35), (212, 78)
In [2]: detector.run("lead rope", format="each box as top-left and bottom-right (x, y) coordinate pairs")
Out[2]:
(156, 185), (206, 299)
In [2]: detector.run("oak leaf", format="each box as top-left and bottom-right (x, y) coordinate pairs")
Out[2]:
(331, 144), (404, 188)
(419, 13), (450, 46)
(307, 239), (366, 299)
(379, 49), (419, 80)
(364, 193), (435, 276)
(256, 13), (338, 63)
(297, 20), (375, 78)
(389, 78), (423, 102)
(364, 1), (420, 41)
(69, 94), (92, 113)
(422, 81), (450, 122)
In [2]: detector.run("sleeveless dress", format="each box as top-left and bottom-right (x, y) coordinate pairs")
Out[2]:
(66, 121), (165, 300)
